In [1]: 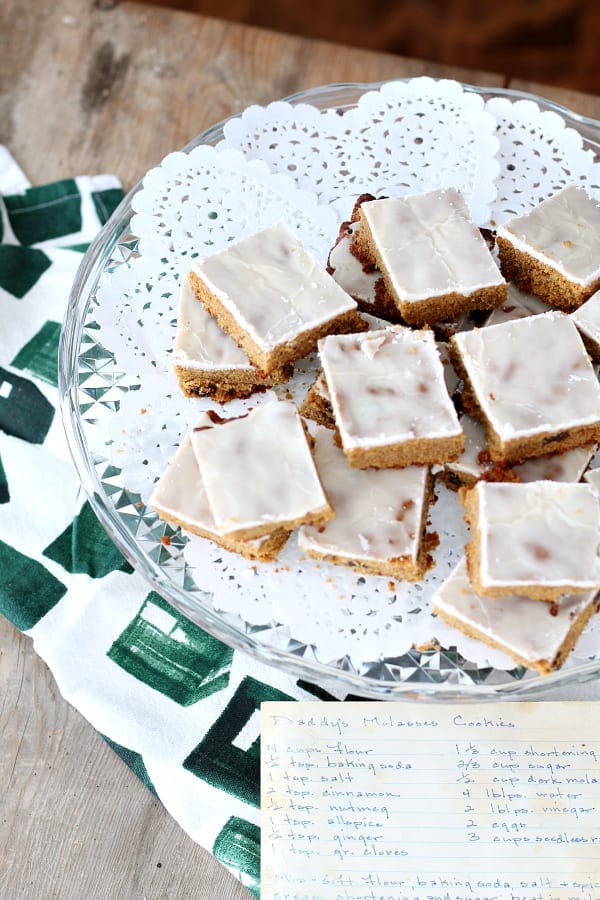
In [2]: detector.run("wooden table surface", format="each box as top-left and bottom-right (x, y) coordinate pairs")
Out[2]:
(2, 1), (600, 897)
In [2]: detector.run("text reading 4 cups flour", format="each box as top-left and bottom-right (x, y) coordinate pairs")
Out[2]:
(260, 701), (600, 900)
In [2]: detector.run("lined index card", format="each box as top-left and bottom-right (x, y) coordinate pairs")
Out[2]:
(261, 701), (600, 899)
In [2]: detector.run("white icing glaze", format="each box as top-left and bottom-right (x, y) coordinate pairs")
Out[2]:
(329, 223), (380, 303)
(173, 276), (253, 371)
(446, 414), (594, 484)
(190, 222), (356, 351)
(512, 444), (594, 483)
(475, 481), (600, 590)
(313, 338), (461, 415)
(189, 400), (329, 536)
(584, 467), (600, 493)
(436, 341), (460, 396)
(497, 185), (600, 285)
(298, 427), (428, 566)
(149, 432), (221, 533)
(571, 288), (600, 348)
(360, 189), (504, 303)
(452, 311), (600, 440)
(318, 326), (462, 450)
(312, 370), (330, 404)
(360, 312), (394, 330)
(485, 282), (550, 327)
(310, 314), (395, 407)
(148, 425), (269, 554)
(433, 558), (597, 666)
(446, 414), (490, 480)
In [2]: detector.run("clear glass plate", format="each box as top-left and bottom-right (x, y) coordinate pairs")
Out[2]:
(59, 81), (600, 700)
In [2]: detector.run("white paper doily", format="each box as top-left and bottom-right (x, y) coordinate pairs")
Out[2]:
(485, 96), (600, 223)
(129, 145), (339, 266)
(85, 78), (600, 681)
(220, 77), (500, 224)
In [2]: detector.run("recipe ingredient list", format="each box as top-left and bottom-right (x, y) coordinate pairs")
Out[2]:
(261, 701), (600, 900)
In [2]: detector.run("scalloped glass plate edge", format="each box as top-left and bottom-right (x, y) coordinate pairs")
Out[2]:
(58, 79), (600, 700)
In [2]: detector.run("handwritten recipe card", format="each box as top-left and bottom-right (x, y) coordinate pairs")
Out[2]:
(261, 701), (600, 900)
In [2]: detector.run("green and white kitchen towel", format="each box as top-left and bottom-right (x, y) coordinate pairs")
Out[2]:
(0, 147), (336, 898)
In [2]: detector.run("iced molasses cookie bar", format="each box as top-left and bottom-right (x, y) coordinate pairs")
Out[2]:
(300, 313), (397, 429)
(450, 311), (600, 463)
(188, 222), (364, 374)
(432, 559), (600, 675)
(173, 276), (292, 401)
(462, 481), (600, 602)
(319, 326), (464, 469)
(149, 428), (289, 562)
(298, 427), (433, 580)
(189, 400), (333, 541)
(303, 337), (460, 434)
(496, 185), (600, 311)
(351, 189), (506, 326)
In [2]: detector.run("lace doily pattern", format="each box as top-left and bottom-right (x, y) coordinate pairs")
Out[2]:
(486, 96), (600, 223)
(220, 78), (500, 224)
(130, 145), (339, 265)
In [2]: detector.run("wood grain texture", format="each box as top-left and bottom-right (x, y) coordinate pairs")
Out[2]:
(0, 0), (504, 190)
(507, 80), (600, 120)
(1, 1), (599, 898)
(0, 616), (251, 899)
(144, 0), (600, 94)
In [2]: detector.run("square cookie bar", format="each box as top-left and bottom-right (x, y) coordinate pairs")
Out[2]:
(462, 481), (600, 601)
(173, 276), (292, 401)
(451, 311), (600, 463)
(351, 189), (506, 326)
(571, 288), (600, 362)
(300, 313), (397, 430)
(432, 559), (600, 674)
(188, 222), (364, 374)
(496, 185), (600, 311)
(298, 427), (433, 580)
(189, 401), (333, 541)
(149, 428), (289, 562)
(319, 326), (463, 469)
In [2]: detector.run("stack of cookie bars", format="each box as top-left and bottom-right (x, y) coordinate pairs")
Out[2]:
(152, 185), (600, 674)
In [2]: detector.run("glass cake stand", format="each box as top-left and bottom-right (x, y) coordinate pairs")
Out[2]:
(59, 81), (600, 700)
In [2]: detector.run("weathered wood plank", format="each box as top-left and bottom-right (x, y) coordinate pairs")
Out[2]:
(507, 79), (600, 120)
(0, 0), (505, 189)
(0, 616), (251, 899)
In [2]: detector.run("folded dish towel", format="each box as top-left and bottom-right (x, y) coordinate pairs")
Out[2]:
(0, 147), (325, 898)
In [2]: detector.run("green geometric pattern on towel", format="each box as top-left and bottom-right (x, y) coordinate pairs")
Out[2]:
(0, 453), (9, 504)
(0, 244), (52, 298)
(0, 538), (67, 631)
(4, 179), (83, 245)
(107, 590), (234, 705)
(43, 500), (134, 578)
(213, 816), (260, 898)
(11, 320), (61, 387)
(183, 676), (294, 807)
(0, 366), (55, 444)
(92, 187), (124, 225)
